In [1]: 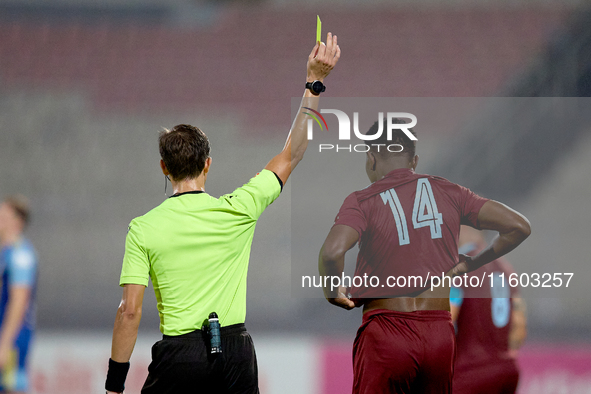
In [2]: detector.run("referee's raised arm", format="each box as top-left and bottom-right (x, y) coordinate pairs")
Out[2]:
(265, 32), (340, 185)
(105, 31), (342, 394)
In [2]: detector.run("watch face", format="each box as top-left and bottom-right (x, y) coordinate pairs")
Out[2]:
(312, 81), (323, 93)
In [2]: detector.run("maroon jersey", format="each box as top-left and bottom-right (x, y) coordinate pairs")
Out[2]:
(334, 168), (488, 299)
(452, 247), (520, 372)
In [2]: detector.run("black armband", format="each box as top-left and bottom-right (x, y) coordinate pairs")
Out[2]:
(105, 358), (130, 393)
(272, 171), (284, 191)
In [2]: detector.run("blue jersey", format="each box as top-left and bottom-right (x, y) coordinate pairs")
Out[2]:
(0, 238), (38, 331)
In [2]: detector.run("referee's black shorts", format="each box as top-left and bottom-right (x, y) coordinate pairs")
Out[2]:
(141, 324), (259, 394)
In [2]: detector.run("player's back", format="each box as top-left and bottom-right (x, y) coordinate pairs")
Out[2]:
(451, 246), (520, 394)
(336, 168), (488, 298)
(140, 193), (256, 327)
(120, 169), (281, 335)
(454, 258), (518, 369)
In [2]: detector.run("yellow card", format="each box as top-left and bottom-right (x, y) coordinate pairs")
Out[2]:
(316, 15), (322, 43)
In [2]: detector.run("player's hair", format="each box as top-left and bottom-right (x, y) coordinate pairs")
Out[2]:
(159, 124), (211, 181)
(366, 118), (417, 160)
(4, 194), (30, 227)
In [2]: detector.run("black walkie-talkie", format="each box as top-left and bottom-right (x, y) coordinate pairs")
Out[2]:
(208, 312), (222, 354)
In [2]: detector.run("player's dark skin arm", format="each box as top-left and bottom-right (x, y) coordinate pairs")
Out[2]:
(265, 33), (340, 185)
(319, 224), (359, 310)
(452, 201), (531, 275)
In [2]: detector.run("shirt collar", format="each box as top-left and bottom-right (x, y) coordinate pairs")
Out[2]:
(169, 190), (205, 198)
(383, 168), (415, 179)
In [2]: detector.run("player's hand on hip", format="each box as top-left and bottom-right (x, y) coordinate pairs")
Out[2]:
(451, 254), (472, 276)
(328, 286), (356, 310)
(307, 32), (341, 82)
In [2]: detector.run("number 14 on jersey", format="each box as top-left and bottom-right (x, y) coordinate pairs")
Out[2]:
(380, 178), (443, 246)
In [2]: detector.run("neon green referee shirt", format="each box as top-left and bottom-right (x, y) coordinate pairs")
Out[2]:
(119, 169), (282, 336)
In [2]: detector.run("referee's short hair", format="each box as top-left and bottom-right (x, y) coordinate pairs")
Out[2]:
(159, 124), (211, 181)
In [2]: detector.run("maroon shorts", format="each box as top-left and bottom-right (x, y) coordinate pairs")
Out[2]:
(453, 359), (519, 394)
(352, 309), (455, 394)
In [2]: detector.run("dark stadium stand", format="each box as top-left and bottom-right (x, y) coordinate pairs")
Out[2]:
(2, 4), (587, 335)
(436, 9), (591, 202)
(0, 7), (568, 134)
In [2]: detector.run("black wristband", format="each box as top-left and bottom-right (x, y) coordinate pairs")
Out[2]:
(105, 358), (130, 393)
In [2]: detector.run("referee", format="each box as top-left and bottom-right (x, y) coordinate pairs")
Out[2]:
(105, 33), (340, 394)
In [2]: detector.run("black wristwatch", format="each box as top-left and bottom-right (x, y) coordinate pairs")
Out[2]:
(306, 80), (326, 95)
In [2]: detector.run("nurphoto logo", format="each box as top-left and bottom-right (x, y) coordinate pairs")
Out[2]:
(302, 110), (417, 153)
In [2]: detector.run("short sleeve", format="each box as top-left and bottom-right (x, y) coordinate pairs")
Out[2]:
(458, 186), (489, 228)
(333, 193), (367, 238)
(221, 169), (282, 220)
(120, 220), (150, 287)
(7, 248), (37, 287)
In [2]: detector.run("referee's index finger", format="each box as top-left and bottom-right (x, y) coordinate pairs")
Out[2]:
(316, 40), (327, 60)
(325, 32), (333, 52)
(308, 42), (319, 60)
(322, 32), (334, 59)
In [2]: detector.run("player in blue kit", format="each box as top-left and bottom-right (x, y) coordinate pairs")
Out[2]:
(0, 196), (38, 394)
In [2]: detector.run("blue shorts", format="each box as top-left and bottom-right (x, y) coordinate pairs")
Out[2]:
(0, 328), (33, 392)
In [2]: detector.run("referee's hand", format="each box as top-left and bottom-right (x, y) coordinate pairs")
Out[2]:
(307, 32), (340, 82)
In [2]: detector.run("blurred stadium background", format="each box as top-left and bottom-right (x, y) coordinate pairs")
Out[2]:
(1, 0), (591, 392)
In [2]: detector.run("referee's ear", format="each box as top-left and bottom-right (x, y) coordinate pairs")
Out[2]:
(203, 157), (212, 175)
(160, 159), (169, 176)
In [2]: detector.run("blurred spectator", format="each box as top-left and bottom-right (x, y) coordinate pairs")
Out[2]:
(0, 195), (38, 394)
